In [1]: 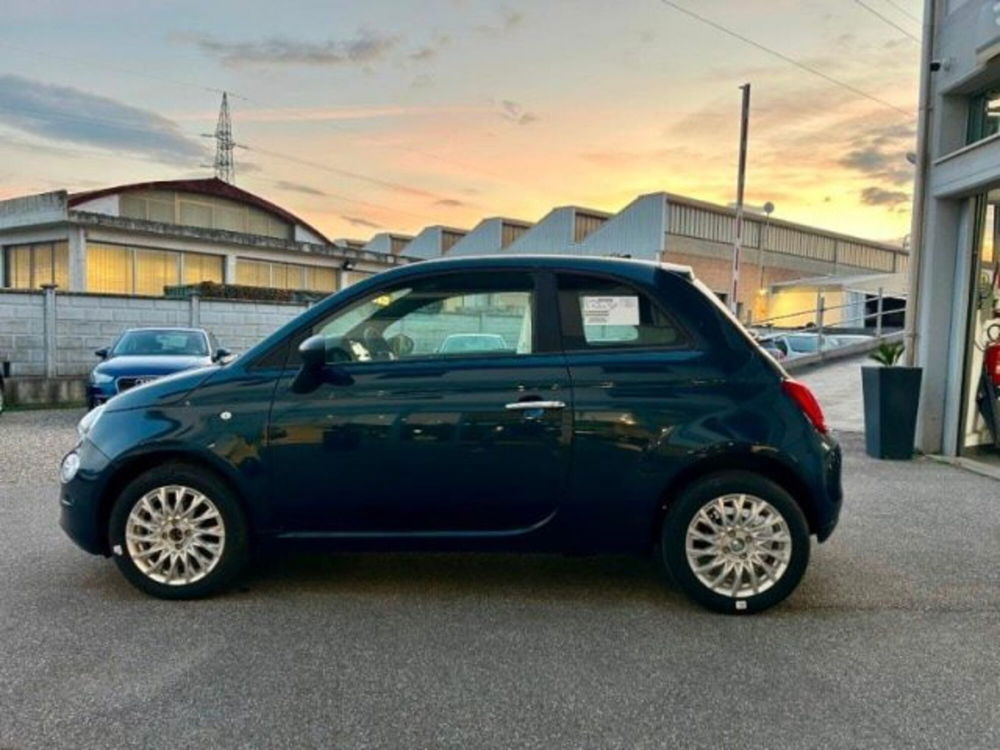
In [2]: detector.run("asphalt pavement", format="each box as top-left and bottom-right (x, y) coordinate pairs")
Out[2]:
(0, 408), (998, 749)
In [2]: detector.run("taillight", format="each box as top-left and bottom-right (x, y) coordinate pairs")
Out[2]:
(781, 379), (827, 434)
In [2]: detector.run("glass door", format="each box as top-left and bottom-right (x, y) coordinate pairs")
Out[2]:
(960, 191), (1000, 455)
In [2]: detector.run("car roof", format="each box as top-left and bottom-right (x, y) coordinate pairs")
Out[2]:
(390, 254), (693, 281)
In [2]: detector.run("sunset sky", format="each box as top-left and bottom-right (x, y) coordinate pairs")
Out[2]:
(0, 0), (923, 244)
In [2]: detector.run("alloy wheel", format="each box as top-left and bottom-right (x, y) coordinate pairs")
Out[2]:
(124, 485), (226, 586)
(685, 493), (793, 598)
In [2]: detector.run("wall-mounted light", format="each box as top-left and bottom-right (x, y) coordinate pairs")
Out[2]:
(341, 259), (356, 271)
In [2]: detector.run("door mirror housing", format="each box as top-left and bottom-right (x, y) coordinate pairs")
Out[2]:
(94, 348), (109, 359)
(298, 335), (328, 371)
(294, 335), (353, 392)
(213, 347), (232, 362)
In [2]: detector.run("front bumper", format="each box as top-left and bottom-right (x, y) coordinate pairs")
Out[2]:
(59, 438), (112, 556)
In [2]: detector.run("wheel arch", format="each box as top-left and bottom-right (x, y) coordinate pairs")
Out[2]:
(650, 451), (819, 546)
(96, 449), (256, 554)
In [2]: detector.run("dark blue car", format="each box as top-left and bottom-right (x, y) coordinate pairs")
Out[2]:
(86, 327), (228, 409)
(60, 256), (841, 614)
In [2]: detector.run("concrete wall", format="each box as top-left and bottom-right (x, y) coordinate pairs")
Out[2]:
(0, 191), (67, 230)
(0, 289), (308, 378)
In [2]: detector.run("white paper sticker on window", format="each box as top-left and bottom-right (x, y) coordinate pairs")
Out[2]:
(580, 296), (640, 326)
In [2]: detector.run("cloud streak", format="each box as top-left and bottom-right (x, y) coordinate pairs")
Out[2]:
(185, 30), (399, 67)
(839, 123), (915, 187)
(477, 8), (524, 35)
(0, 74), (203, 165)
(275, 179), (326, 196)
(860, 186), (910, 207)
(341, 214), (380, 229)
(498, 99), (538, 125)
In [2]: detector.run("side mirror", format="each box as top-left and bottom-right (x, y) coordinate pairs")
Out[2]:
(293, 335), (353, 393)
(94, 348), (109, 359)
(299, 335), (328, 371)
(214, 347), (232, 362)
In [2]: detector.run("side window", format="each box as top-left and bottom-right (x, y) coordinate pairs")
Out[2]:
(557, 273), (685, 351)
(308, 271), (535, 363)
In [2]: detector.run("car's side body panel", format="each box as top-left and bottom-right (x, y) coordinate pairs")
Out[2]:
(60, 256), (842, 561)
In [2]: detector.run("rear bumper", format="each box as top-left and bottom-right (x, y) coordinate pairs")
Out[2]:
(814, 438), (843, 542)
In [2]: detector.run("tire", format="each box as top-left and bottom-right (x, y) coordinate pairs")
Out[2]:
(108, 463), (250, 599)
(660, 471), (810, 615)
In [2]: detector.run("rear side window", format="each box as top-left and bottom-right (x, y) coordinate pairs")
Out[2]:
(557, 273), (686, 351)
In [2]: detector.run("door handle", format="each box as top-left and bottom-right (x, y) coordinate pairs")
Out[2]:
(505, 400), (567, 410)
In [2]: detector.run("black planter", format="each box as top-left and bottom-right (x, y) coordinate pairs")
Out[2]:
(861, 366), (923, 460)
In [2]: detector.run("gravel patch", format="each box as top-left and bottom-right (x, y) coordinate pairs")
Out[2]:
(0, 408), (85, 486)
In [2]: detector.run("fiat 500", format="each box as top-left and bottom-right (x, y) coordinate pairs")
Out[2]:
(60, 256), (841, 614)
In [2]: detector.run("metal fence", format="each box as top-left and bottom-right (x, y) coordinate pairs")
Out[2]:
(751, 289), (904, 356)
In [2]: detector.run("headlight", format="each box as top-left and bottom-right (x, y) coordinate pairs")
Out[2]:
(91, 372), (114, 385)
(77, 404), (105, 439)
(60, 452), (81, 483)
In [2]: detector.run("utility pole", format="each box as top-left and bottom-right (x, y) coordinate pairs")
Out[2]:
(730, 83), (751, 317)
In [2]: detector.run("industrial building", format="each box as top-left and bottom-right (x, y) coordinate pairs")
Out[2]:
(0, 178), (406, 297)
(1, 177), (906, 330)
(389, 192), (908, 323)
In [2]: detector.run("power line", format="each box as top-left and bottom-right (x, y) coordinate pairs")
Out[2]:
(657, 0), (914, 119)
(238, 173), (444, 225)
(850, 0), (921, 43)
(244, 144), (468, 203)
(878, 0), (922, 25)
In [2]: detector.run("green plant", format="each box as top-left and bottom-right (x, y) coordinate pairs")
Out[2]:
(869, 340), (905, 367)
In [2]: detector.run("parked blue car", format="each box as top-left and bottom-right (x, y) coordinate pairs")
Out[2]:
(60, 256), (841, 614)
(86, 328), (229, 409)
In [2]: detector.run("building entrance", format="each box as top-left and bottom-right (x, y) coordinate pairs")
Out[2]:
(959, 190), (1000, 460)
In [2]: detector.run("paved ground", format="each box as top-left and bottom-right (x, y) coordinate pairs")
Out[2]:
(798, 355), (867, 433)
(1, 408), (998, 749)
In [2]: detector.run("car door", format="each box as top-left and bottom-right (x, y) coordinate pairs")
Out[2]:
(264, 269), (572, 535)
(555, 271), (710, 550)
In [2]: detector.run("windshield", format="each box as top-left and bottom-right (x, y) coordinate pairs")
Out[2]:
(112, 329), (208, 357)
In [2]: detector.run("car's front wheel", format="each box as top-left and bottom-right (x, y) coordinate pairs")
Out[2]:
(661, 471), (810, 614)
(108, 464), (249, 599)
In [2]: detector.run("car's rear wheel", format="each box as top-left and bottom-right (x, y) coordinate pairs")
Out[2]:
(661, 471), (809, 614)
(108, 464), (249, 599)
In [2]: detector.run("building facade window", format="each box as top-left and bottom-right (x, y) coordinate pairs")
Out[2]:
(967, 89), (1000, 145)
(389, 236), (411, 254)
(119, 190), (293, 240)
(500, 222), (529, 248)
(573, 212), (607, 243)
(441, 230), (466, 253)
(235, 258), (337, 292)
(2, 241), (69, 289)
(667, 200), (901, 271)
(86, 242), (223, 295)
